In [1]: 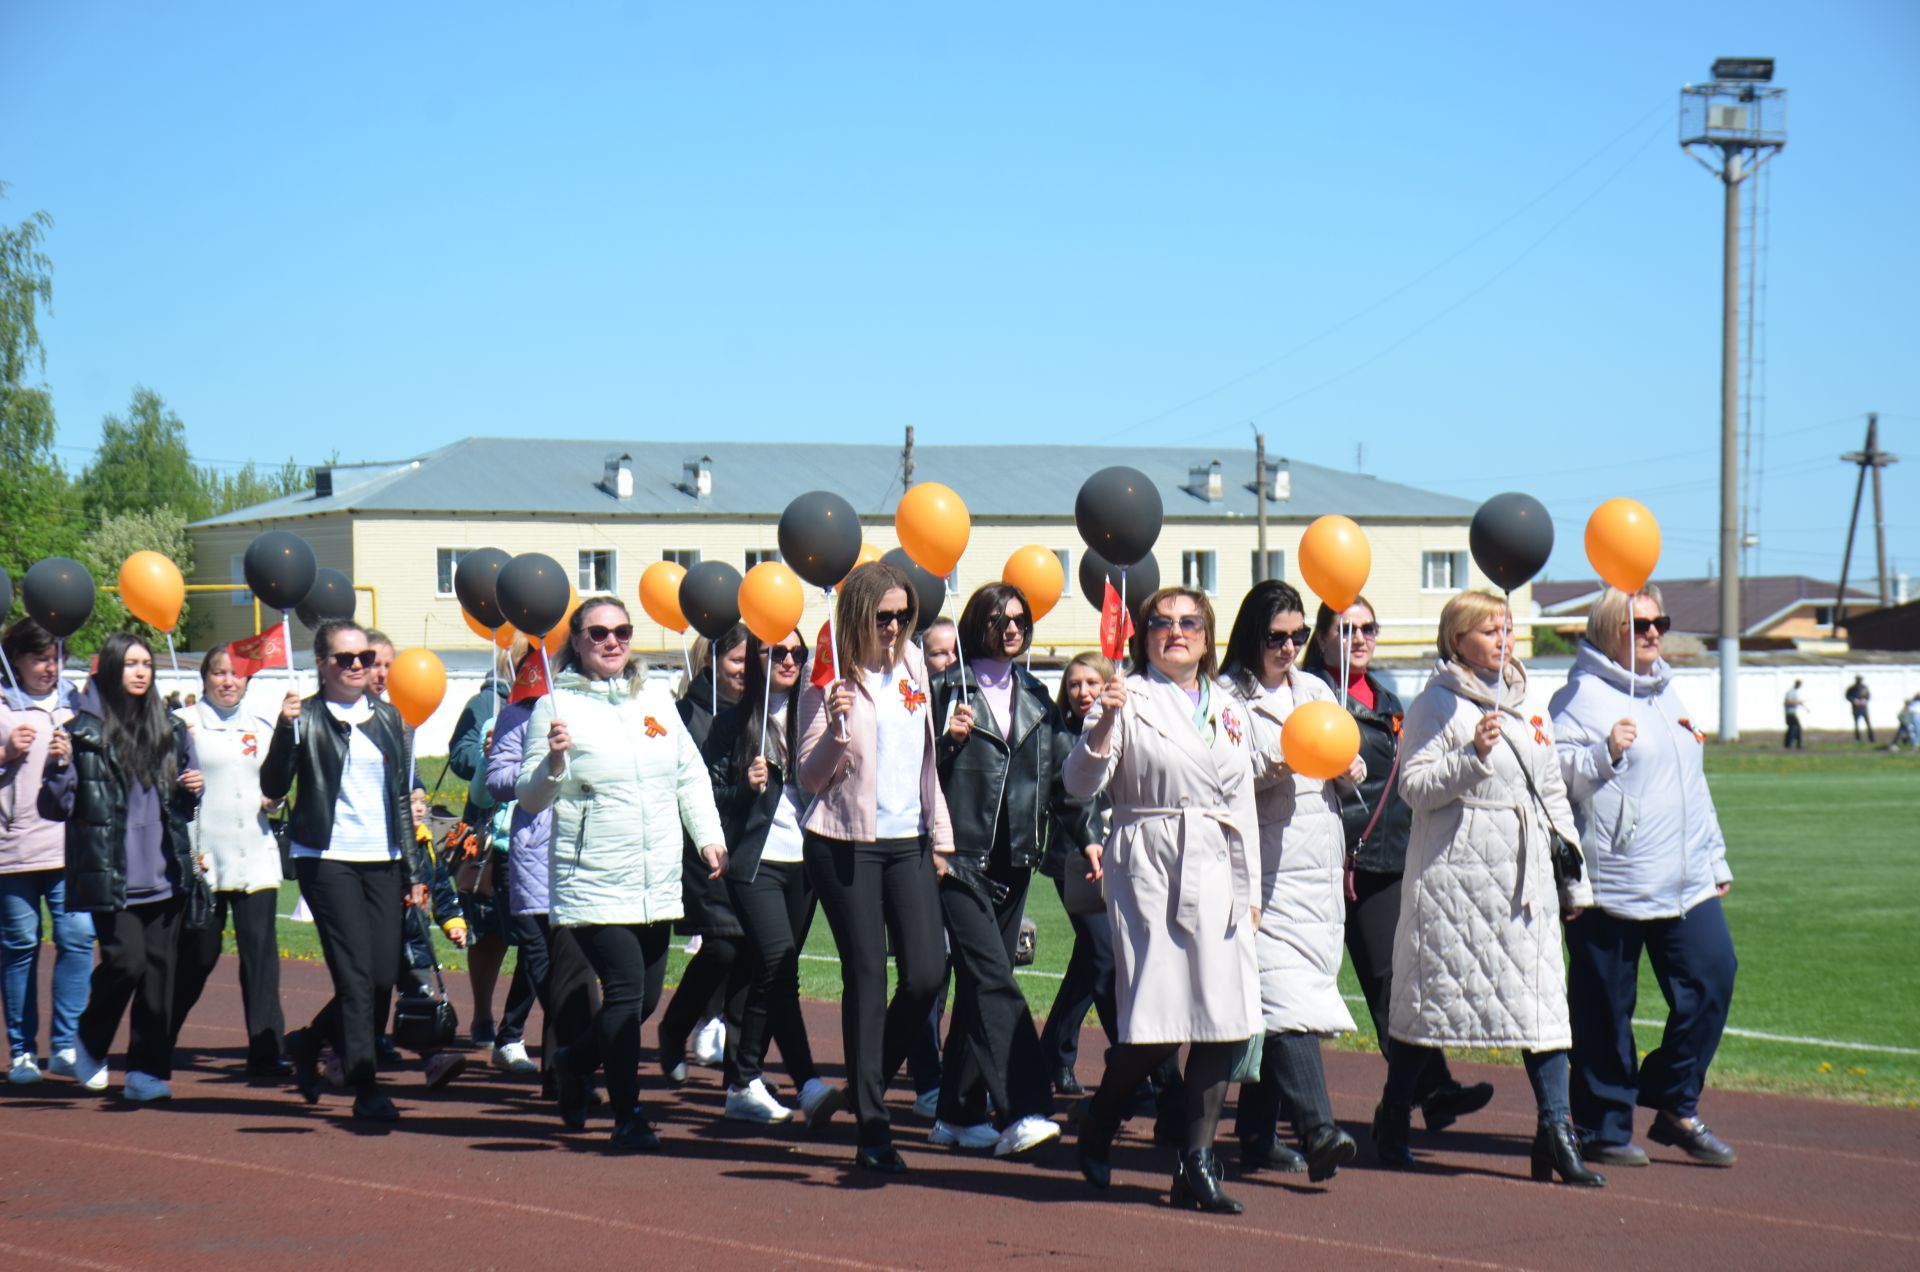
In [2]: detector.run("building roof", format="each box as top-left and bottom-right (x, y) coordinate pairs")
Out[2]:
(1534, 575), (1875, 638)
(1841, 599), (1920, 652)
(189, 438), (1480, 528)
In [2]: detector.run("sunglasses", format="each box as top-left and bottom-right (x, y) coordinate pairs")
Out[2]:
(875, 609), (912, 630)
(329, 650), (378, 670)
(764, 644), (807, 664)
(585, 624), (634, 645)
(1145, 614), (1207, 637)
(1264, 628), (1312, 650)
(1347, 622), (1381, 640)
(1633, 615), (1673, 636)
(990, 610), (1034, 631)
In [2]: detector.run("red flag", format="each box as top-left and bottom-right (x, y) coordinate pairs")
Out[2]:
(508, 651), (549, 705)
(1099, 580), (1132, 660)
(227, 623), (289, 679)
(810, 619), (836, 690)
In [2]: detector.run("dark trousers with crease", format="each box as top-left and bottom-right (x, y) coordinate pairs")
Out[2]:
(296, 856), (405, 1092)
(171, 888), (284, 1065)
(728, 859), (821, 1087)
(1039, 875), (1118, 1079)
(570, 921), (671, 1123)
(1234, 1030), (1334, 1145)
(804, 833), (947, 1148)
(1347, 868), (1454, 1103)
(512, 913), (600, 1074)
(80, 896), (184, 1079)
(937, 856), (1051, 1126)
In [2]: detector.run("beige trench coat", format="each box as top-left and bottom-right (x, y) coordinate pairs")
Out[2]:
(1063, 673), (1262, 1046)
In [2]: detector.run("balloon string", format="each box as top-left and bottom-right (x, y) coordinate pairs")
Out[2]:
(541, 642), (569, 780)
(165, 632), (180, 683)
(1118, 566), (1129, 675)
(680, 631), (691, 682)
(947, 580), (967, 700)
(1492, 592), (1511, 719)
(759, 658), (773, 757)
(1339, 618), (1350, 712)
(824, 587), (848, 743)
(283, 611), (300, 744)
(0, 646), (20, 698)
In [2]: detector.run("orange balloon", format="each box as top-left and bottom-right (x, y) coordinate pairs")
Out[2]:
(1002, 545), (1065, 622)
(639, 561), (688, 633)
(895, 482), (971, 577)
(388, 648), (448, 729)
(462, 609), (516, 648)
(1298, 515), (1371, 610)
(119, 550), (185, 633)
(1585, 498), (1662, 593)
(739, 561), (807, 644)
(854, 543), (884, 569)
(1280, 700), (1361, 781)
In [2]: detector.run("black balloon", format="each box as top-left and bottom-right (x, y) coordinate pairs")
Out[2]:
(243, 530), (318, 612)
(296, 567), (357, 629)
(778, 492), (863, 590)
(1078, 548), (1160, 617)
(1075, 465), (1163, 568)
(1469, 492), (1556, 592)
(22, 557), (96, 638)
(454, 547), (511, 629)
(498, 553), (573, 638)
(879, 548), (946, 634)
(679, 560), (744, 640)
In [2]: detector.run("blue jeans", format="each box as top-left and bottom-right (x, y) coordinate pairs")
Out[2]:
(1, 870), (96, 1059)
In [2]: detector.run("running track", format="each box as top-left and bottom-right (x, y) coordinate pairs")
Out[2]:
(3, 956), (1915, 1270)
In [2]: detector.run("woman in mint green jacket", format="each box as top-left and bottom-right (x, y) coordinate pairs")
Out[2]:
(518, 597), (726, 1151)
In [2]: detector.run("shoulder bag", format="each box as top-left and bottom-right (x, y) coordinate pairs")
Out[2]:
(1498, 731), (1583, 888)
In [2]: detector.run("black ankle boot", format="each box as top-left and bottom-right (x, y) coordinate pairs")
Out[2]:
(1169, 1148), (1243, 1214)
(1077, 1110), (1118, 1190)
(1303, 1124), (1357, 1182)
(1531, 1120), (1606, 1187)
(1371, 1101), (1415, 1170)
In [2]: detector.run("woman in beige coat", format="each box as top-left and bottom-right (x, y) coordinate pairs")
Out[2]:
(1373, 590), (1602, 1187)
(1065, 586), (1262, 1215)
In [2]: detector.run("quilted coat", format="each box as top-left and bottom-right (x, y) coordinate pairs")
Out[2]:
(1389, 659), (1591, 1051)
(516, 669), (725, 929)
(1226, 671), (1357, 1037)
(1063, 672), (1261, 1046)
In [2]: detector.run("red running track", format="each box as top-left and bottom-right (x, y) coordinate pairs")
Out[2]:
(2, 955), (1916, 1271)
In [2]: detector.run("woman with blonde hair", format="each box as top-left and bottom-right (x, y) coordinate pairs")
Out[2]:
(1373, 591), (1601, 1186)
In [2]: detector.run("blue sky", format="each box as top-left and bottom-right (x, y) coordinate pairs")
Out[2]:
(4, 1), (1915, 586)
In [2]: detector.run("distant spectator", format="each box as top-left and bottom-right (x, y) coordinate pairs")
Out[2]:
(1891, 695), (1920, 753)
(1782, 680), (1804, 750)
(1846, 676), (1873, 743)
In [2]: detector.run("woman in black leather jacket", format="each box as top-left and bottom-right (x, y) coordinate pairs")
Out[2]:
(927, 582), (1096, 1159)
(1302, 596), (1491, 1133)
(262, 619), (429, 1122)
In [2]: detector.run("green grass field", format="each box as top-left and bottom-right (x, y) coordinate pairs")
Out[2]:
(264, 738), (1918, 1106)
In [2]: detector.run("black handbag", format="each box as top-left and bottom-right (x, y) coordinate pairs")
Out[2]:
(391, 910), (459, 1052)
(1500, 731), (1584, 888)
(182, 868), (216, 931)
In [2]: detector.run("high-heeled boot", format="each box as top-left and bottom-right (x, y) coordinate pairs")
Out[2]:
(1531, 1119), (1606, 1187)
(1077, 1106), (1119, 1190)
(1371, 1101), (1415, 1170)
(1169, 1148), (1244, 1214)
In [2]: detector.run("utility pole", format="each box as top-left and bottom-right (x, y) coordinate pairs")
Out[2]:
(902, 424), (915, 488)
(1253, 427), (1269, 583)
(1835, 413), (1899, 634)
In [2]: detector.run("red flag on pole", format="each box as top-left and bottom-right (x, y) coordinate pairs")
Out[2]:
(508, 651), (549, 705)
(1099, 580), (1133, 660)
(227, 623), (289, 679)
(810, 620), (836, 690)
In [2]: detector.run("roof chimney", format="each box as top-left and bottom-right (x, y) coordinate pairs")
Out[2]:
(1188, 459), (1224, 502)
(313, 466), (333, 499)
(680, 455), (713, 501)
(601, 451), (634, 500)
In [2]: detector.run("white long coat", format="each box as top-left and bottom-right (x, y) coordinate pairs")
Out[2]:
(1229, 672), (1357, 1037)
(1063, 673), (1261, 1046)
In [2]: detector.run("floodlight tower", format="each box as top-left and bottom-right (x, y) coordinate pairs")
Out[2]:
(1681, 58), (1785, 741)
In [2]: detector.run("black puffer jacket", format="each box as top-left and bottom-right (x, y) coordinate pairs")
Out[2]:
(46, 712), (199, 912)
(260, 694), (427, 887)
(930, 664), (1098, 870)
(675, 680), (744, 938)
(1303, 662), (1411, 875)
(703, 700), (795, 886)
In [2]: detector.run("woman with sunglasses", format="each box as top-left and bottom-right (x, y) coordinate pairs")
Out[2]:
(1217, 580), (1360, 1183)
(518, 598), (727, 1151)
(264, 620), (429, 1121)
(1302, 597), (1493, 1137)
(702, 628), (847, 1129)
(925, 582), (1093, 1159)
(1064, 586), (1262, 1214)
(796, 561), (952, 1175)
(1549, 585), (1737, 1170)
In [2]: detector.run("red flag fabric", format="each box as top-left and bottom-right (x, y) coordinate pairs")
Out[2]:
(227, 623), (289, 679)
(1099, 580), (1132, 660)
(810, 619), (836, 690)
(508, 651), (549, 705)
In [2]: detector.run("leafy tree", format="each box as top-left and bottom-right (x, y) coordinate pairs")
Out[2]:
(207, 456), (308, 515)
(80, 385), (212, 523)
(73, 507), (195, 656)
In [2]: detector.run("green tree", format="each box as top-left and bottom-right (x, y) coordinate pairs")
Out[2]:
(1, 189), (83, 603)
(208, 456), (308, 515)
(80, 385), (213, 523)
(73, 507), (195, 656)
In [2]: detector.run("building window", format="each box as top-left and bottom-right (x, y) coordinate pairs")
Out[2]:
(663, 548), (701, 569)
(1182, 550), (1218, 595)
(578, 549), (617, 594)
(229, 554), (250, 606)
(744, 548), (782, 570)
(1250, 549), (1285, 583)
(435, 548), (472, 597)
(1422, 550), (1467, 592)
(1813, 606), (1833, 627)
(1055, 548), (1073, 597)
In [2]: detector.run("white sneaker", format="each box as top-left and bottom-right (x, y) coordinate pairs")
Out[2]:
(691, 1017), (726, 1066)
(490, 1041), (537, 1074)
(123, 1070), (172, 1101)
(797, 1077), (845, 1130)
(70, 1039), (109, 1091)
(912, 1087), (941, 1118)
(8, 1055), (41, 1085)
(723, 1078), (794, 1123)
(994, 1114), (1061, 1158)
(47, 1048), (77, 1078)
(930, 1119), (1000, 1149)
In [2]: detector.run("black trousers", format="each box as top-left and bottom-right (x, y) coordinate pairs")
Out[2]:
(1234, 1030), (1335, 1145)
(571, 921), (671, 1123)
(1346, 869), (1452, 1102)
(296, 857), (405, 1092)
(513, 913), (599, 1073)
(1090, 1039), (1237, 1154)
(728, 860), (820, 1087)
(804, 833), (947, 1148)
(1784, 715), (1804, 748)
(80, 896), (184, 1079)
(659, 935), (751, 1086)
(171, 888), (284, 1065)
(937, 858), (1051, 1126)
(1039, 874), (1118, 1076)
(1566, 897), (1737, 1146)
(1853, 707), (1874, 742)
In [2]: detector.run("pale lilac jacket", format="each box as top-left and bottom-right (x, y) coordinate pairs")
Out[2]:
(484, 698), (551, 917)
(1, 682), (78, 875)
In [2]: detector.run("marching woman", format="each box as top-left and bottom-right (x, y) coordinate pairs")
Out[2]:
(1549, 585), (1738, 1168)
(517, 597), (727, 1151)
(703, 628), (846, 1129)
(1375, 591), (1602, 1186)
(265, 620), (429, 1122)
(1218, 580), (1359, 1182)
(1065, 586), (1263, 1215)
(796, 561), (952, 1175)
(169, 645), (290, 1077)
(1303, 597), (1493, 1135)
(926, 582), (1092, 1158)
(39, 632), (204, 1100)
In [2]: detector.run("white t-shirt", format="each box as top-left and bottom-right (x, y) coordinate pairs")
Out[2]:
(759, 702), (806, 864)
(871, 663), (926, 840)
(290, 698), (396, 863)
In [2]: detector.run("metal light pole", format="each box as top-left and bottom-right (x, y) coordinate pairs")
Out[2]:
(1681, 58), (1786, 741)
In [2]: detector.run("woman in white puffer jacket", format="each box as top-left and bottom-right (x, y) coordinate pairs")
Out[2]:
(1548, 584), (1738, 1171)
